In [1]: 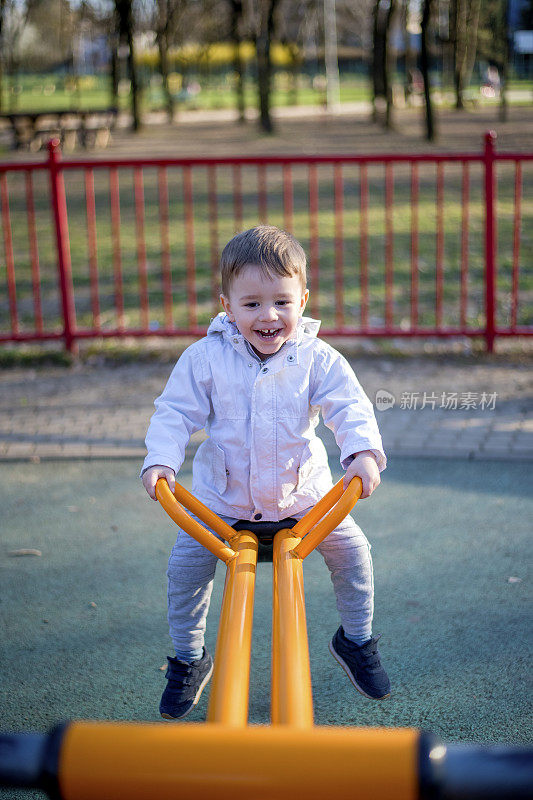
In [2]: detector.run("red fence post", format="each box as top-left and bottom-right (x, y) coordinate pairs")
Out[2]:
(48, 139), (77, 353)
(483, 131), (497, 353)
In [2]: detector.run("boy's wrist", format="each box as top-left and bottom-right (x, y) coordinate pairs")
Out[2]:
(351, 450), (377, 461)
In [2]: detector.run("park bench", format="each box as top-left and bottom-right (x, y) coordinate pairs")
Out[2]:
(0, 107), (118, 152)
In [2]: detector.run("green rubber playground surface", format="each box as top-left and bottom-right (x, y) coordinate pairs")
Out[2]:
(1, 457), (531, 797)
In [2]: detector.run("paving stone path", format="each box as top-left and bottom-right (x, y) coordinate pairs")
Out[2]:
(1, 353), (531, 463)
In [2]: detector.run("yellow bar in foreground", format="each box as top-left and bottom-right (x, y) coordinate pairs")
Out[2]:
(59, 722), (420, 800)
(207, 531), (258, 725)
(272, 529), (313, 727)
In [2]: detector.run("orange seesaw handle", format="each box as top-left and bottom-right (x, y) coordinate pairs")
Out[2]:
(290, 476), (363, 560)
(155, 478), (238, 564)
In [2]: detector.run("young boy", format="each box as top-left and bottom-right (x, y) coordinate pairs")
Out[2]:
(142, 225), (390, 720)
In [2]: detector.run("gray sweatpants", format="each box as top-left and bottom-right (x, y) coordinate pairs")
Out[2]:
(166, 512), (374, 655)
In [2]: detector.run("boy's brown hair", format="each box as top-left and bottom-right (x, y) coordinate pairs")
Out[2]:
(220, 225), (307, 296)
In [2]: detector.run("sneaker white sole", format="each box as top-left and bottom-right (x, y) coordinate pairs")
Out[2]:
(160, 661), (214, 721)
(328, 641), (390, 700)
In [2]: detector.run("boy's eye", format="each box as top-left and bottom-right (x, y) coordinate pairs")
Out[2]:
(242, 300), (291, 308)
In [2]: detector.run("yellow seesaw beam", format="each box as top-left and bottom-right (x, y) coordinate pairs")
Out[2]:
(206, 531), (258, 725)
(58, 722), (420, 800)
(271, 528), (313, 726)
(271, 476), (363, 726)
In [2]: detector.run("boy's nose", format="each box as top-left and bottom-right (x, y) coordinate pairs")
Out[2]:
(260, 305), (278, 321)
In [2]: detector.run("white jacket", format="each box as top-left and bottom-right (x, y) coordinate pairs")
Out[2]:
(142, 313), (386, 522)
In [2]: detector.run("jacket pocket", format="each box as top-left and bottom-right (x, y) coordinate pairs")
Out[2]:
(195, 438), (228, 494)
(296, 437), (328, 491)
(211, 441), (228, 494)
(296, 442), (313, 490)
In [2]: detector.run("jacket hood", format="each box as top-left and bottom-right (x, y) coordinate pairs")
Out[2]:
(207, 312), (321, 341)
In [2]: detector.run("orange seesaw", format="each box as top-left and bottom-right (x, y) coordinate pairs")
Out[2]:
(154, 474), (363, 727)
(1, 478), (531, 799)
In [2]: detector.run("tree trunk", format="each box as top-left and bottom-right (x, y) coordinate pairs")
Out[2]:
(499, 0), (510, 122)
(421, 0), (436, 141)
(464, 0), (481, 87)
(324, 0), (340, 112)
(0, 1), (4, 114)
(453, 0), (481, 109)
(115, 0), (141, 132)
(126, 17), (140, 130)
(110, 32), (119, 108)
(371, 0), (382, 122)
(385, 0), (396, 129)
(465, 0), (481, 78)
(453, 0), (467, 108)
(229, 0), (245, 123)
(158, 30), (175, 122)
(401, 0), (413, 105)
(287, 41), (300, 106)
(371, 0), (396, 129)
(256, 0), (277, 134)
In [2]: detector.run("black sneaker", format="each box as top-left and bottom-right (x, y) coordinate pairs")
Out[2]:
(159, 648), (214, 720)
(329, 626), (391, 700)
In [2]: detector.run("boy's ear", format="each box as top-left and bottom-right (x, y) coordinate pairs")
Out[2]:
(220, 294), (235, 322)
(299, 288), (309, 315)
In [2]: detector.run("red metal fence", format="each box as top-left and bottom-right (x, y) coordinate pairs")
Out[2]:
(1, 132), (532, 353)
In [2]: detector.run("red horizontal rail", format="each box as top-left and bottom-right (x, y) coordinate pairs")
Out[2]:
(2, 151), (533, 175)
(7, 153), (533, 172)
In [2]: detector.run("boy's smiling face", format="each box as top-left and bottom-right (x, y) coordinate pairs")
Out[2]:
(221, 264), (309, 357)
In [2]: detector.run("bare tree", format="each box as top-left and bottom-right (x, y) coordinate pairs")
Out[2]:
(0, 0), (8, 112)
(114, 0), (141, 130)
(276, 0), (318, 107)
(252, 0), (279, 133)
(399, 0), (412, 104)
(384, 0), (396, 127)
(498, 0), (510, 122)
(155, 0), (184, 121)
(450, 0), (482, 109)
(228, 0), (246, 122)
(371, 0), (396, 128)
(477, 0), (513, 122)
(274, 0), (374, 114)
(420, 0), (436, 140)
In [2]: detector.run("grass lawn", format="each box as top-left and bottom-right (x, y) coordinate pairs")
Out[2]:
(2, 73), (371, 114)
(2, 71), (531, 115)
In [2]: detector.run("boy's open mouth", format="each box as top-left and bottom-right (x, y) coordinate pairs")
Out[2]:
(255, 328), (281, 339)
